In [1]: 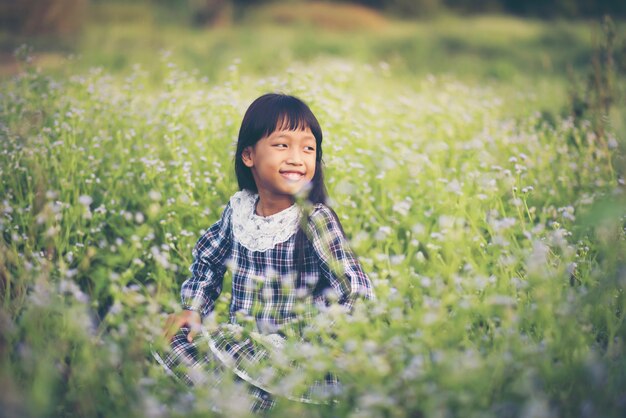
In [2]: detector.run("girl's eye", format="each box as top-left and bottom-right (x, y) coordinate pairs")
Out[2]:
(274, 143), (288, 148)
(305, 146), (316, 152)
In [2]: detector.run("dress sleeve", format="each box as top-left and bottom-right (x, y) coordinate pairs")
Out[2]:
(180, 202), (233, 318)
(308, 204), (375, 310)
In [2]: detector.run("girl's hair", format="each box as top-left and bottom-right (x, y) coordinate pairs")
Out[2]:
(234, 93), (327, 204)
(234, 93), (342, 293)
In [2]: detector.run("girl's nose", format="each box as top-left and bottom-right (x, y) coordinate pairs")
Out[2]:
(286, 149), (304, 164)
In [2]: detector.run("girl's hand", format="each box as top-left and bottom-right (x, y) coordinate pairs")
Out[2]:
(162, 310), (202, 343)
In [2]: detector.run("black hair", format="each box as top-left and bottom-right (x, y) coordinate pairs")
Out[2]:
(234, 93), (327, 204)
(233, 93), (340, 293)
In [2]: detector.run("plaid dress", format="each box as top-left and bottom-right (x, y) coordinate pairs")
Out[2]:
(155, 190), (374, 410)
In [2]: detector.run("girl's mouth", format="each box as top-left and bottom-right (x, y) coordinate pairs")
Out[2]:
(280, 171), (305, 181)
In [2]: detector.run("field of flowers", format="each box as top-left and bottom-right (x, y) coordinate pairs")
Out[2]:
(1, 39), (625, 417)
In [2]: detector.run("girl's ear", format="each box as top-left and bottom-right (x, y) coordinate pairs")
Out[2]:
(241, 146), (254, 168)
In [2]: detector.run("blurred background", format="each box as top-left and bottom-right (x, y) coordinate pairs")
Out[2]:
(1, 0), (625, 84)
(2, 0), (625, 138)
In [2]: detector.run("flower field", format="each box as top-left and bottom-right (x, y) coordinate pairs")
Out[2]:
(1, 24), (625, 417)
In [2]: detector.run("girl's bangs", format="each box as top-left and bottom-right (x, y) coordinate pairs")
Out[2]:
(239, 93), (323, 144)
(259, 99), (322, 142)
(274, 111), (313, 133)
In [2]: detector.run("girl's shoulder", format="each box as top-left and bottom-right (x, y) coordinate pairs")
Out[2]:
(309, 202), (334, 219)
(307, 203), (344, 233)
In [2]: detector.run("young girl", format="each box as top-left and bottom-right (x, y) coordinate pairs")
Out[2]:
(156, 93), (374, 411)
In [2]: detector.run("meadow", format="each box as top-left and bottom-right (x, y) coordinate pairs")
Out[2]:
(1, 3), (625, 417)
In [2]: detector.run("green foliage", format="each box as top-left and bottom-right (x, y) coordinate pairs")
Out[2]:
(1, 30), (625, 415)
(1, 7), (626, 417)
(568, 16), (626, 140)
(6, 5), (598, 100)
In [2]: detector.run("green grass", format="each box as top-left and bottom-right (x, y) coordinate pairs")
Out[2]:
(0, 5), (598, 84)
(1, 3), (626, 417)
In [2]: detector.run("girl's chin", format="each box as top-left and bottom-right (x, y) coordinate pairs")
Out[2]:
(279, 183), (312, 197)
(292, 183), (313, 197)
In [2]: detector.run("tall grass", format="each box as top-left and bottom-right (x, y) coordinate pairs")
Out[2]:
(1, 4), (599, 88)
(1, 47), (625, 416)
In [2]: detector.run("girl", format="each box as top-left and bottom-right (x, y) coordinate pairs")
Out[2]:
(156, 93), (374, 411)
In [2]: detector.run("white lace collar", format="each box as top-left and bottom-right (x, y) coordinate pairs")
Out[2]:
(230, 190), (301, 252)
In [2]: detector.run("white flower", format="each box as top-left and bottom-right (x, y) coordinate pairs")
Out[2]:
(392, 199), (411, 216)
(149, 190), (162, 201)
(390, 254), (405, 265)
(438, 215), (457, 230)
(374, 226), (392, 241)
(78, 195), (93, 206)
(411, 223), (425, 236)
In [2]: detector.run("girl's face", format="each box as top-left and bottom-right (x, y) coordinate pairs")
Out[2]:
(241, 126), (317, 200)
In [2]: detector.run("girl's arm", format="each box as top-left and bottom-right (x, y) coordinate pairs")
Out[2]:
(181, 203), (233, 318)
(308, 204), (375, 310)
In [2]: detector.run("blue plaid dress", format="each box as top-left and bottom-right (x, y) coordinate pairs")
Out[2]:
(155, 190), (374, 409)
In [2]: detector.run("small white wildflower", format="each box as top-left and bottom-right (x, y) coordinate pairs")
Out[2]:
(45, 226), (59, 238)
(488, 295), (516, 306)
(78, 195), (93, 206)
(392, 199), (411, 216)
(527, 240), (549, 276)
(411, 223), (425, 236)
(374, 226), (392, 241)
(446, 179), (462, 195)
(430, 232), (444, 240)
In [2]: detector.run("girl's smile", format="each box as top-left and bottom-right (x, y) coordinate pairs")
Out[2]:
(280, 170), (305, 181)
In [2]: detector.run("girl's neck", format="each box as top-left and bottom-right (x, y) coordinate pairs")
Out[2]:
(255, 192), (295, 217)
